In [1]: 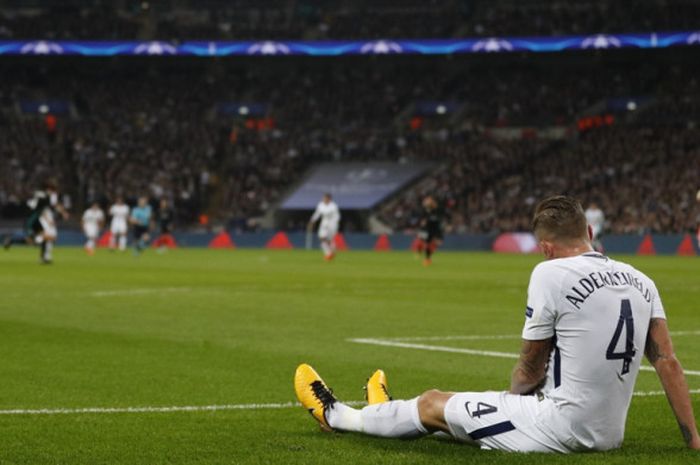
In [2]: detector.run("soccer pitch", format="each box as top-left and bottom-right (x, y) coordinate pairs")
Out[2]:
(0, 248), (698, 464)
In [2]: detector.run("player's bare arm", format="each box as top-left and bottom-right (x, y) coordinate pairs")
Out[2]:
(56, 203), (70, 220)
(510, 338), (552, 395)
(645, 318), (700, 449)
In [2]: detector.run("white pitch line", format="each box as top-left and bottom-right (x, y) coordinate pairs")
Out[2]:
(383, 331), (700, 342)
(348, 338), (519, 360)
(0, 400), (365, 416)
(1, 390), (698, 416)
(90, 287), (190, 297)
(348, 338), (700, 377)
(668, 330), (700, 337)
(390, 335), (521, 342)
(633, 389), (700, 397)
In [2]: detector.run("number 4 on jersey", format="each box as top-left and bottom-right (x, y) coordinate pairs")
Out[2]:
(606, 299), (636, 375)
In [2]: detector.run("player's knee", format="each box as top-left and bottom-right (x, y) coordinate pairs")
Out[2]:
(417, 389), (448, 425)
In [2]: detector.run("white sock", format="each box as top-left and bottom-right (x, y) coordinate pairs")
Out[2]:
(44, 241), (53, 260)
(321, 241), (331, 256)
(86, 239), (95, 250)
(328, 398), (428, 439)
(119, 235), (127, 250)
(327, 403), (363, 432)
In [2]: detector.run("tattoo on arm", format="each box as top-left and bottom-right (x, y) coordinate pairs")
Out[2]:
(645, 337), (662, 364)
(679, 422), (693, 446)
(518, 340), (551, 379)
(644, 318), (666, 364)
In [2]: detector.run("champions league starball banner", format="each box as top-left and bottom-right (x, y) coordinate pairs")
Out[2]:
(281, 162), (433, 210)
(1, 31), (699, 57)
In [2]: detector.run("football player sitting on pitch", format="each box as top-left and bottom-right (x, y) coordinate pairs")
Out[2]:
(295, 195), (700, 452)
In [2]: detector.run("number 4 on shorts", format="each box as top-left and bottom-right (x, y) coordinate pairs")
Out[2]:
(466, 402), (498, 418)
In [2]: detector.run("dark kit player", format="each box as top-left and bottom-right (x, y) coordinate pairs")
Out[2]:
(157, 198), (174, 236)
(154, 198), (175, 251)
(415, 196), (445, 266)
(4, 179), (69, 264)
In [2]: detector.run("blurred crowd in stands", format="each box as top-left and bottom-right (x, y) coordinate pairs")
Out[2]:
(1, 0), (699, 41)
(383, 127), (699, 235)
(0, 50), (698, 235)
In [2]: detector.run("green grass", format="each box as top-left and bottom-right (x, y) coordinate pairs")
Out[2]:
(0, 247), (698, 464)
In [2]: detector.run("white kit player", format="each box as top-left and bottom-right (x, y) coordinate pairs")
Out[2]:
(308, 193), (340, 261)
(109, 196), (130, 251)
(585, 202), (605, 252)
(82, 201), (104, 255)
(295, 196), (700, 452)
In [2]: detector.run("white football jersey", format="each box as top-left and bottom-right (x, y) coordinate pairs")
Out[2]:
(310, 201), (340, 229)
(523, 252), (665, 451)
(82, 207), (104, 226)
(109, 204), (130, 225)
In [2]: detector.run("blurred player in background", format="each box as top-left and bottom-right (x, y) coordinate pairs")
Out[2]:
(415, 196), (444, 266)
(130, 196), (152, 255)
(81, 201), (104, 255)
(308, 193), (340, 261)
(24, 179), (69, 264)
(585, 202), (605, 252)
(109, 196), (130, 251)
(154, 198), (174, 252)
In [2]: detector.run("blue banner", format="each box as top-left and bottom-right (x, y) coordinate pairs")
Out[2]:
(1, 31), (698, 57)
(281, 162), (432, 210)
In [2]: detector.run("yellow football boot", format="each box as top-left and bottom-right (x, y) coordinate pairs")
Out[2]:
(294, 363), (337, 431)
(364, 369), (392, 405)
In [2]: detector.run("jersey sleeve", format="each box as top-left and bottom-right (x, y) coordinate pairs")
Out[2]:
(649, 280), (666, 320)
(310, 204), (322, 223)
(522, 263), (558, 340)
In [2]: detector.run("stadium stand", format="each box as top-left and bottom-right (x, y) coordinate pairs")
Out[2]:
(1, 54), (698, 234)
(1, 0), (699, 236)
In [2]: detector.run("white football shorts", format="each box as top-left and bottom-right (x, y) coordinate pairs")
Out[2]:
(318, 224), (338, 241)
(111, 220), (127, 235)
(444, 391), (569, 453)
(84, 223), (99, 239)
(38, 213), (57, 239)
